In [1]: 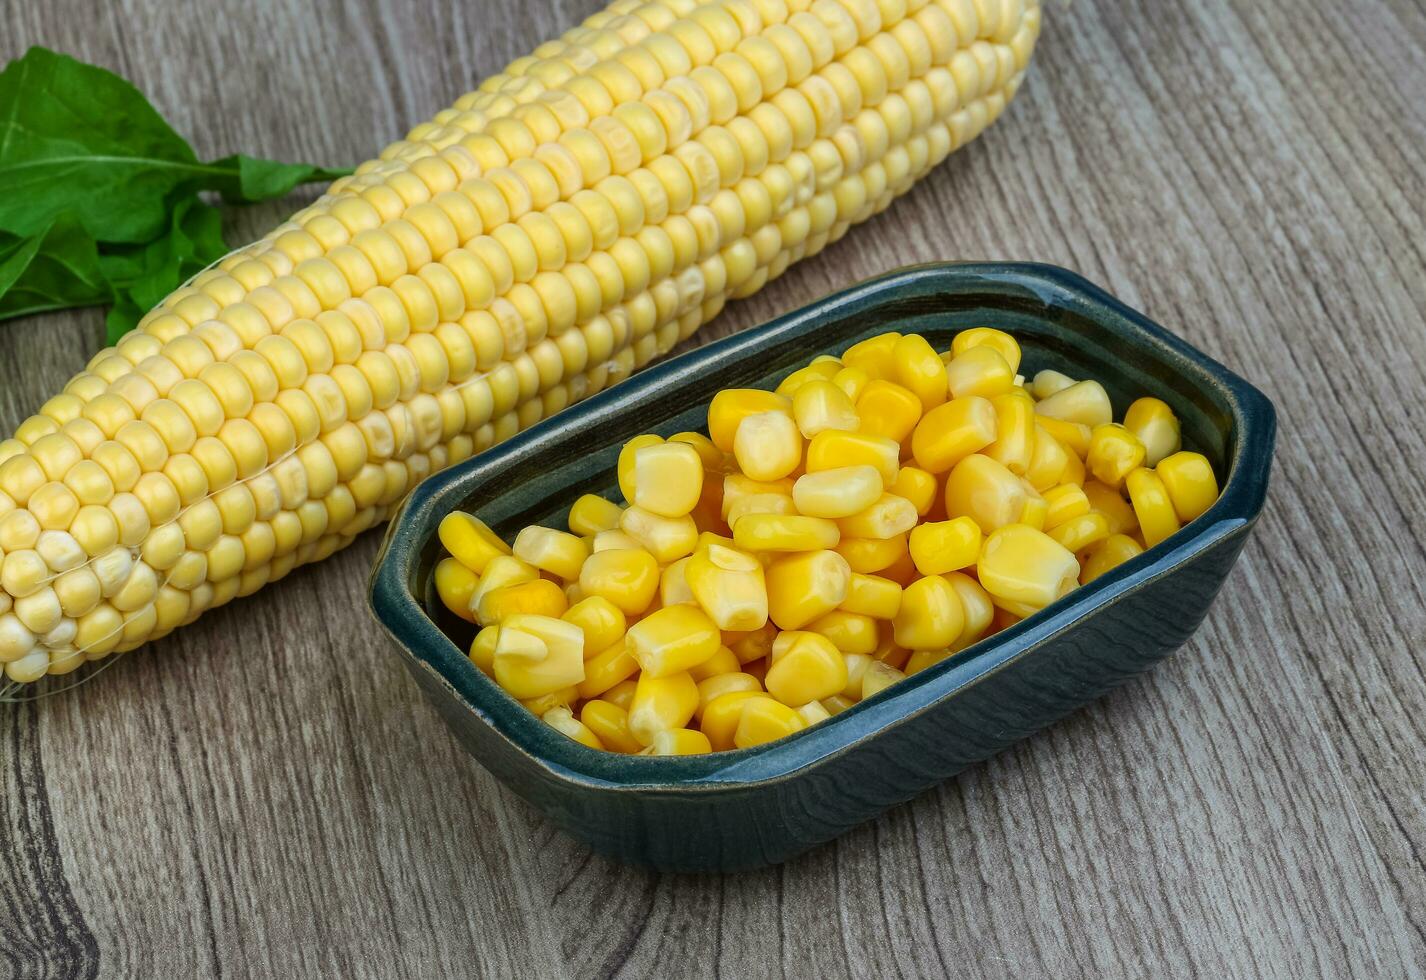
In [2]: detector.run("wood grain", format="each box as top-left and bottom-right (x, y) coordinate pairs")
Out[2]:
(2, 0), (1424, 975)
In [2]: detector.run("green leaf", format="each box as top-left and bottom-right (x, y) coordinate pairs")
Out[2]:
(100, 198), (229, 343)
(209, 154), (351, 204)
(0, 214), (109, 320)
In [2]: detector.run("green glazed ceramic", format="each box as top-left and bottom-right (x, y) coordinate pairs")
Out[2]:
(368, 263), (1275, 873)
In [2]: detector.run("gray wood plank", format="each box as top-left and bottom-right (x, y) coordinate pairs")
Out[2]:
(1, 0), (1424, 976)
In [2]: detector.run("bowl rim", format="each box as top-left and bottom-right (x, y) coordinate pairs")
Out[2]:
(368, 261), (1276, 793)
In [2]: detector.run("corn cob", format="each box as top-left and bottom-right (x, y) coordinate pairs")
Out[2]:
(0, 0), (1041, 684)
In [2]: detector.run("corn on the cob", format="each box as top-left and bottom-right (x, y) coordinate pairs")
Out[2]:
(0, 0), (1042, 683)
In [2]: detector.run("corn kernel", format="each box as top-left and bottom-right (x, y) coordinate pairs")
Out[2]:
(889, 466), (937, 516)
(492, 613), (585, 699)
(668, 432), (723, 472)
(733, 697), (806, 748)
(626, 604), (721, 677)
(581, 700), (643, 753)
(1156, 451), (1219, 522)
(764, 631), (849, 705)
(707, 389), (792, 452)
(860, 661), (905, 699)
(977, 524), (1080, 611)
(893, 333), (950, 412)
(1035, 380), (1112, 428)
(620, 506), (698, 563)
(1125, 467), (1182, 547)
(438, 511), (512, 574)
(855, 380), (923, 442)
(952, 327), (1022, 374)
(982, 389), (1037, 476)
(765, 549), (851, 629)
(627, 669), (699, 745)
(910, 396), (997, 473)
(820, 694), (856, 716)
(841, 333), (901, 379)
(792, 379), (860, 437)
(721, 474), (793, 520)
(603, 679), (638, 711)
(660, 556), (695, 607)
(1023, 425), (1071, 491)
(837, 494), (918, 540)
(834, 533), (909, 574)
(839, 573), (903, 619)
(806, 610), (879, 655)
(805, 430), (900, 485)
(632, 442), (704, 517)
(733, 513), (840, 552)
(700, 690), (767, 750)
(478, 578), (568, 623)
(434, 557), (479, 622)
(945, 572), (994, 650)
(943, 454), (1028, 533)
(1043, 484), (1092, 529)
(908, 516), (982, 575)
(796, 700), (832, 727)
(1124, 397), (1181, 467)
(469, 554), (537, 616)
(1047, 511), (1111, 553)
(592, 529), (643, 552)
(578, 547), (660, 614)
(617, 433), (664, 504)
(905, 646), (953, 675)
(643, 728), (712, 755)
(1083, 480), (1139, 535)
(946, 346), (1015, 399)
(568, 494), (624, 536)
(776, 364), (840, 398)
(1030, 369), (1076, 400)
(792, 465), (883, 519)
(561, 595), (626, 657)
(576, 637), (639, 699)
(1035, 415), (1093, 459)
(1086, 423), (1146, 490)
(513, 525), (590, 580)
(468, 625), (498, 675)
(733, 410), (803, 482)
(686, 543), (768, 630)
(891, 574), (964, 650)
(543, 706), (603, 749)
(1080, 533), (1145, 584)
(688, 645), (741, 682)
(725, 492), (796, 526)
(725, 621), (777, 664)
(831, 367), (869, 402)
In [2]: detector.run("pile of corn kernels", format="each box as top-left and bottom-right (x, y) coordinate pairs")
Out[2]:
(434, 327), (1220, 755)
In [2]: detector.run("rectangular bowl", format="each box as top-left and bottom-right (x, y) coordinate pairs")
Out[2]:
(368, 262), (1275, 873)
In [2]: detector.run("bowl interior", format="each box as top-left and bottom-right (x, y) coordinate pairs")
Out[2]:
(375, 263), (1271, 786)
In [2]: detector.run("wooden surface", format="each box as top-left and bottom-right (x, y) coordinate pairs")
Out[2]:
(2, 0), (1424, 976)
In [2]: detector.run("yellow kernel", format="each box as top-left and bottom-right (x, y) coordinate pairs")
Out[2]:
(860, 660), (906, 700)
(951, 327), (1021, 374)
(837, 493), (918, 540)
(568, 494), (625, 537)
(733, 513), (840, 553)
(686, 543), (768, 630)
(543, 706), (604, 750)
(632, 442), (704, 517)
(733, 410), (803, 482)
(910, 396), (997, 473)
(627, 604), (721, 678)
(1125, 467), (1182, 548)
(492, 614), (586, 699)
(893, 333), (949, 412)
(791, 465), (883, 519)
(891, 574), (964, 650)
(765, 548), (850, 629)
(733, 696), (805, 748)
(855, 379), (922, 442)
(1124, 397), (1182, 467)
(581, 700), (644, 753)
(791, 378), (860, 438)
(908, 516), (982, 575)
(707, 388), (792, 452)
(943, 454), (1028, 533)
(1156, 451), (1219, 523)
(617, 433), (664, 504)
(1080, 534), (1145, 584)
(627, 669), (700, 745)
(438, 511), (512, 573)
(1034, 380), (1113, 428)
(1086, 423), (1146, 490)
(1047, 511), (1111, 553)
(620, 506), (698, 563)
(513, 525), (590, 580)
(977, 524), (1081, 611)
(561, 595), (626, 658)
(578, 547), (660, 615)
(945, 346), (1015, 399)
(805, 429), (899, 484)
(576, 638), (639, 699)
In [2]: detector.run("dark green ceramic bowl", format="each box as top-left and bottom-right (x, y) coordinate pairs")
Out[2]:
(368, 262), (1275, 873)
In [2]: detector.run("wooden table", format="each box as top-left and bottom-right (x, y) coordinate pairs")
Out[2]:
(3, 0), (1423, 975)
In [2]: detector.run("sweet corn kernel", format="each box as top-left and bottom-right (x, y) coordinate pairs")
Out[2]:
(513, 525), (590, 580)
(478, 578), (568, 623)
(776, 364), (840, 398)
(603, 679), (638, 711)
(725, 492), (796, 526)
(860, 661), (905, 699)
(633, 442), (704, 517)
(796, 700), (832, 727)
(1035, 380), (1112, 428)
(1156, 451), (1219, 522)
(581, 700), (644, 754)
(1086, 424), (1146, 490)
(562, 595), (626, 657)
(910, 396), (997, 473)
(687, 645), (741, 682)
(908, 516), (982, 575)
(724, 621), (776, 664)
(841, 333), (901, 379)
(945, 572), (994, 650)
(733, 697), (806, 748)
(840, 573), (903, 619)
(620, 506), (698, 563)
(1043, 484), (1092, 529)
(855, 380), (923, 442)
(668, 432), (724, 471)
(721, 474), (794, 520)
(892, 574), (964, 650)
(733, 410), (803, 482)
(543, 706), (603, 749)
(943, 454), (1028, 533)
(733, 513), (840, 552)
(765, 631), (848, 705)
(627, 669), (699, 745)
(1047, 511), (1111, 553)
(660, 557), (695, 607)
(952, 327), (1022, 375)
(1083, 480), (1139, 535)
(831, 367), (869, 402)
(792, 466), (883, 519)
(977, 524), (1080, 611)
(834, 533), (909, 574)
(837, 494), (918, 540)
(765, 549), (851, 629)
(905, 647), (952, 675)
(576, 638), (639, 699)
(1035, 415), (1093, 458)
(435, 557), (479, 622)
(642, 728), (712, 755)
(983, 390), (1037, 475)
(469, 555), (537, 617)
(820, 694), (857, 716)
(707, 389), (792, 452)
(1030, 369), (1076, 400)
(806, 611), (879, 655)
(805, 430), (900, 484)
(686, 544), (768, 630)
(946, 346), (1015, 399)
(578, 547), (660, 614)
(626, 604), (721, 677)
(468, 625), (499, 675)
(592, 529), (643, 552)
(1024, 426), (1071, 491)
(701, 690), (768, 750)
(1125, 467), (1182, 547)
(1124, 397), (1181, 467)
(568, 493), (624, 536)
(492, 614), (585, 699)
(1080, 533), (1145, 584)
(792, 379), (860, 438)
(893, 333), (950, 412)
(438, 511), (511, 573)
(889, 467), (937, 516)
(617, 434), (664, 504)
